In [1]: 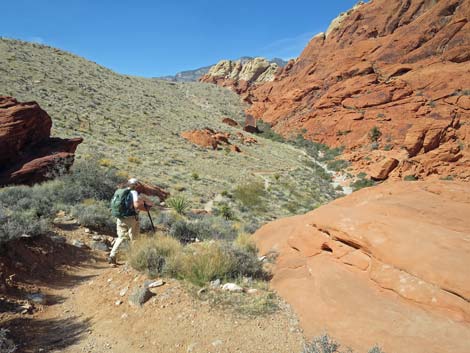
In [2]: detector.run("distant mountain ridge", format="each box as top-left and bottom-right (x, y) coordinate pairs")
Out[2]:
(157, 57), (288, 82)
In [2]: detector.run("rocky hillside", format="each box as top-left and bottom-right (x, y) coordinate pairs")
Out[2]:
(0, 38), (337, 223)
(207, 0), (469, 182)
(158, 57), (287, 82)
(199, 57), (285, 95)
(255, 180), (470, 353)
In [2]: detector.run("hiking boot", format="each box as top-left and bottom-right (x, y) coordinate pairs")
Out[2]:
(108, 256), (117, 265)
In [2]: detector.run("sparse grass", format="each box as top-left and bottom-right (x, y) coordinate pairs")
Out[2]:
(200, 284), (278, 316)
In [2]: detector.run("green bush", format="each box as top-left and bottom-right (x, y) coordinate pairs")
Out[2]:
(169, 219), (200, 243)
(0, 207), (49, 242)
(326, 159), (350, 172)
(0, 161), (125, 244)
(169, 217), (238, 243)
(257, 121), (285, 142)
(351, 176), (376, 191)
(368, 126), (382, 142)
(71, 201), (114, 232)
(128, 236), (182, 277)
(233, 181), (266, 210)
(404, 175), (418, 181)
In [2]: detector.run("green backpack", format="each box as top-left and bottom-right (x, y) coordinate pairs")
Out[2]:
(110, 188), (136, 218)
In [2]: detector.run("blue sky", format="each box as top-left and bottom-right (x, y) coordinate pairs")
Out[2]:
(1, 1), (359, 77)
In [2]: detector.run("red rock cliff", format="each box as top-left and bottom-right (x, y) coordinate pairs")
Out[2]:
(239, 0), (469, 180)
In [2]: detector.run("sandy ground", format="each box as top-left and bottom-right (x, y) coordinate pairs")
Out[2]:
(1, 226), (305, 353)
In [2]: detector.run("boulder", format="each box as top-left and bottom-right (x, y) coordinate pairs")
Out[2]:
(254, 180), (470, 353)
(222, 117), (239, 127)
(369, 157), (399, 180)
(181, 128), (232, 150)
(0, 96), (82, 185)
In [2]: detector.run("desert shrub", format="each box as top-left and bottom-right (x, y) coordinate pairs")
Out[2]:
(404, 175), (418, 181)
(128, 236), (181, 277)
(171, 242), (235, 286)
(71, 201), (114, 232)
(326, 159), (350, 172)
(234, 233), (258, 254)
(0, 328), (16, 353)
(233, 181), (266, 210)
(139, 211), (157, 232)
(368, 126), (382, 142)
(166, 195), (190, 215)
(214, 203), (236, 220)
(156, 211), (181, 229)
(59, 160), (125, 203)
(243, 220), (261, 234)
(257, 121), (285, 142)
(0, 161), (125, 244)
(169, 217), (237, 242)
(303, 334), (385, 353)
(351, 177), (375, 191)
(169, 219), (200, 243)
(195, 216), (238, 241)
(303, 334), (342, 353)
(0, 207), (49, 243)
(222, 244), (266, 279)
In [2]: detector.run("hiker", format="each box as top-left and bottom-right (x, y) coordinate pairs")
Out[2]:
(108, 178), (154, 264)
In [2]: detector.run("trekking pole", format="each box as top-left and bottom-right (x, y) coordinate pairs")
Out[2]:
(144, 202), (156, 233)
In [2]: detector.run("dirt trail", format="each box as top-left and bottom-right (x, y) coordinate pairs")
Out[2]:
(2, 228), (304, 353)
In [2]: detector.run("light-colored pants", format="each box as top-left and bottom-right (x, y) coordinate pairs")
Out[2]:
(110, 216), (140, 257)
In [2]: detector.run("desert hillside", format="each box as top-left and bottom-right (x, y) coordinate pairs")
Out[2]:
(0, 37), (339, 224)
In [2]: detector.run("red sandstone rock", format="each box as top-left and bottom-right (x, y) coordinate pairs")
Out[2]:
(221, 117), (239, 127)
(181, 128), (231, 150)
(369, 157), (399, 180)
(205, 0), (470, 181)
(230, 145), (241, 153)
(0, 96), (82, 185)
(254, 180), (470, 353)
(138, 181), (170, 201)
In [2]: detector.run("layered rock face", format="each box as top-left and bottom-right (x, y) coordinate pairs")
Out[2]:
(254, 180), (470, 353)
(200, 57), (281, 95)
(0, 96), (82, 185)
(245, 0), (470, 180)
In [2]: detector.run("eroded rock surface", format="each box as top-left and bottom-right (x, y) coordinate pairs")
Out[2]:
(0, 96), (82, 185)
(228, 0), (469, 181)
(200, 57), (280, 95)
(254, 180), (470, 353)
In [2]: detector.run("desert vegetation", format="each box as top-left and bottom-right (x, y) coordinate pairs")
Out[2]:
(303, 334), (385, 353)
(0, 37), (341, 225)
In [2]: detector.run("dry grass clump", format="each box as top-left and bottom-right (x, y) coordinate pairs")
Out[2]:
(234, 233), (257, 254)
(127, 235), (182, 277)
